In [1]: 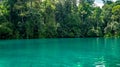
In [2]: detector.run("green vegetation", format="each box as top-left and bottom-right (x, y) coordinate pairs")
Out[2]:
(0, 0), (120, 39)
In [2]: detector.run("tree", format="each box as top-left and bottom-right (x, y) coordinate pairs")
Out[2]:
(88, 7), (103, 37)
(42, 0), (58, 38)
(0, 22), (13, 39)
(104, 21), (120, 37)
(112, 5), (120, 22)
(78, 3), (93, 37)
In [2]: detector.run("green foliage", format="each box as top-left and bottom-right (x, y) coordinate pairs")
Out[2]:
(87, 27), (102, 37)
(0, 0), (120, 39)
(0, 22), (13, 39)
(104, 21), (120, 37)
(112, 5), (120, 22)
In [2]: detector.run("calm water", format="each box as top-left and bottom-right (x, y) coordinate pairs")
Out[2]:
(0, 38), (120, 67)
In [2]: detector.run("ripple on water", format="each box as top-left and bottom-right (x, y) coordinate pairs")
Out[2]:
(96, 64), (105, 67)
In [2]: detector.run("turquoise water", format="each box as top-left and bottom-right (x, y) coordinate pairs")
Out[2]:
(0, 38), (120, 67)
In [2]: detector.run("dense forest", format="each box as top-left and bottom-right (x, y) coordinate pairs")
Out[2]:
(0, 0), (120, 39)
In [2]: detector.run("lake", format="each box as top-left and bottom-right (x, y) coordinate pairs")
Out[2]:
(0, 38), (120, 67)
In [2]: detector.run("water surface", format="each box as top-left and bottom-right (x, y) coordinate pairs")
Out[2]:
(0, 38), (120, 67)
